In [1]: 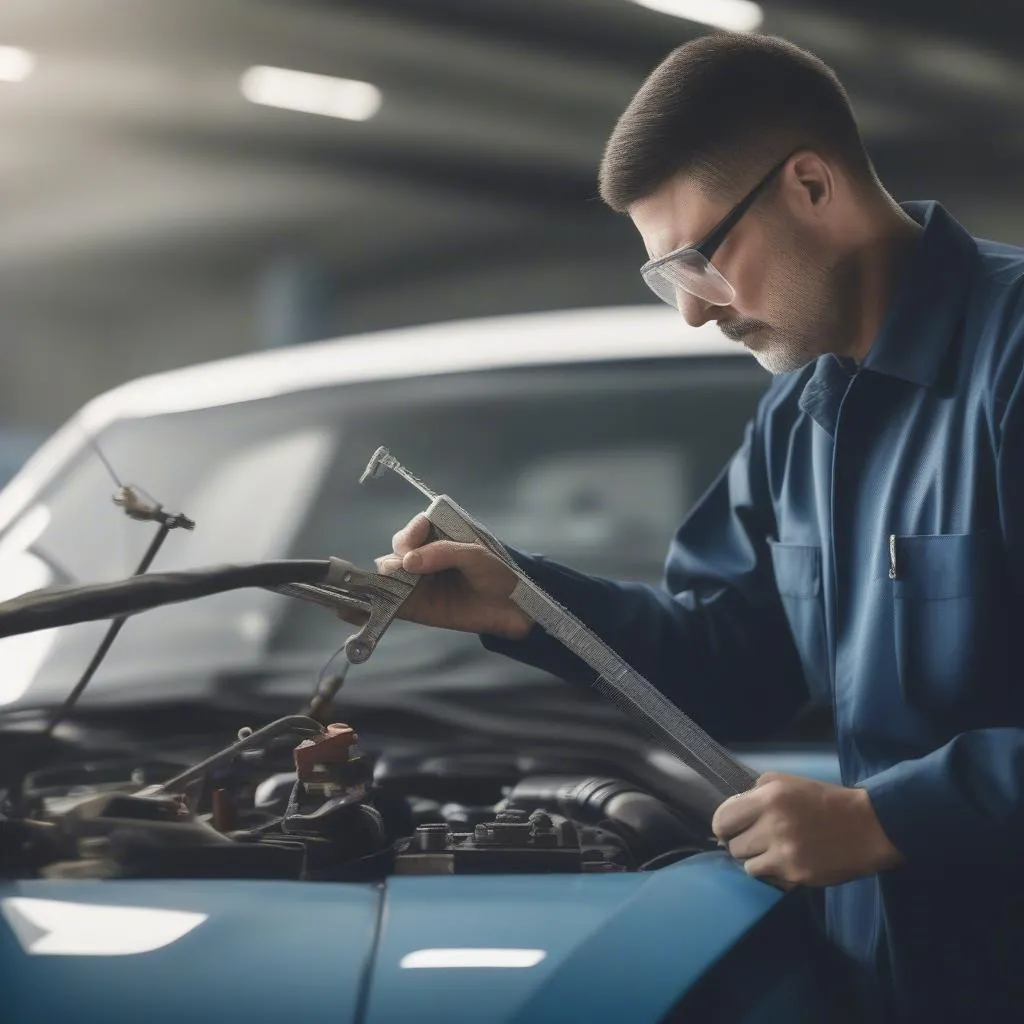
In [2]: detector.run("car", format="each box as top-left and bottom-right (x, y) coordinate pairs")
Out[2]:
(0, 305), (845, 1022)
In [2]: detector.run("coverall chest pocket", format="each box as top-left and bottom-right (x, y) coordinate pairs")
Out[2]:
(891, 533), (991, 718)
(768, 542), (830, 702)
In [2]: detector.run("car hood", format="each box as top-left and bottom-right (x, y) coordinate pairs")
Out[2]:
(0, 853), (780, 1024)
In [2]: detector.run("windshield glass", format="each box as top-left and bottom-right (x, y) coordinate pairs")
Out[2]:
(0, 357), (768, 708)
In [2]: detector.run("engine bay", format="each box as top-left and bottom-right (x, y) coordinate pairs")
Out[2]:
(0, 714), (717, 883)
(0, 446), (739, 886)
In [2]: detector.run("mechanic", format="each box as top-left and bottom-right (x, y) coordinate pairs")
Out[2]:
(355, 34), (1024, 1023)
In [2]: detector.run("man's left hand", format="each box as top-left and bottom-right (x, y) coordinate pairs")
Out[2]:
(712, 772), (904, 888)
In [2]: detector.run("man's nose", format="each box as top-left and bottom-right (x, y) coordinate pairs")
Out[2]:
(676, 288), (716, 328)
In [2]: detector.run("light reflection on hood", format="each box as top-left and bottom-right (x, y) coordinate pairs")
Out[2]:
(2, 897), (207, 956)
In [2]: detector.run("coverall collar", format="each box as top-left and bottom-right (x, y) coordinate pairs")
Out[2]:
(861, 201), (980, 388)
(798, 202), (980, 434)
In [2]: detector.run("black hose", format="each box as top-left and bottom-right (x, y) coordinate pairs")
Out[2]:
(0, 561), (330, 640)
(506, 775), (714, 864)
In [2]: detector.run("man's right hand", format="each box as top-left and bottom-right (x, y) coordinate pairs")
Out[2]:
(336, 513), (535, 641)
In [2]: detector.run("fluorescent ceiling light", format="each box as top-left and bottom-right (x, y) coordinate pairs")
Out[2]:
(240, 66), (382, 121)
(2, 898), (207, 956)
(631, 0), (763, 32)
(400, 948), (547, 969)
(0, 46), (35, 83)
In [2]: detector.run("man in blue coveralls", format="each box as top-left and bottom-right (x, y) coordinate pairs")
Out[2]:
(366, 34), (1024, 1022)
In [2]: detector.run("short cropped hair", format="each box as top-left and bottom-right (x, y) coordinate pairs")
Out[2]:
(598, 33), (876, 212)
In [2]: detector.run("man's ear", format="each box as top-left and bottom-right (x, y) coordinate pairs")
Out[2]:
(786, 151), (835, 213)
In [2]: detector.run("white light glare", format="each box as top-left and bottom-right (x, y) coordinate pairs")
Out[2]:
(631, 0), (763, 33)
(0, 553), (57, 706)
(400, 948), (547, 969)
(0, 46), (35, 83)
(240, 66), (382, 121)
(0, 505), (56, 707)
(0, 504), (50, 560)
(2, 898), (207, 956)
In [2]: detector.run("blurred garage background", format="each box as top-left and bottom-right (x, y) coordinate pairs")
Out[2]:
(0, 0), (1022, 482)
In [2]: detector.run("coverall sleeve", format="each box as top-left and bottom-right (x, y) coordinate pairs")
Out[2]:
(860, 363), (1024, 865)
(481, 404), (810, 743)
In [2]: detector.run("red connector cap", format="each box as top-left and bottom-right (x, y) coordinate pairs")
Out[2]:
(294, 723), (358, 779)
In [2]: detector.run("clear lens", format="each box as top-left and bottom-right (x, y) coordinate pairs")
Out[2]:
(641, 250), (735, 308)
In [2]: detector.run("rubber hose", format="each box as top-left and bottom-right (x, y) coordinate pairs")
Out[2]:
(0, 561), (330, 639)
(506, 775), (713, 864)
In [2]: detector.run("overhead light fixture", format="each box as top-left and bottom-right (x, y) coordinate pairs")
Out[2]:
(630, 0), (763, 33)
(240, 65), (382, 122)
(0, 46), (35, 83)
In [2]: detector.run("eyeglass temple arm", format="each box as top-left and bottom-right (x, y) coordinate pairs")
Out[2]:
(696, 151), (796, 260)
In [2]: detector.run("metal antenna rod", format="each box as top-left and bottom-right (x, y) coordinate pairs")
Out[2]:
(87, 434), (124, 489)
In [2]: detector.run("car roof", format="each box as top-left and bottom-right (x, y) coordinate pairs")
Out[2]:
(0, 306), (743, 531)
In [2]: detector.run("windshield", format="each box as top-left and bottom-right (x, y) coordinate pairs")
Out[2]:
(0, 357), (768, 709)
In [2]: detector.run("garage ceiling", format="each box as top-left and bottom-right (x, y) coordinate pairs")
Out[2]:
(1, 0), (1022, 428)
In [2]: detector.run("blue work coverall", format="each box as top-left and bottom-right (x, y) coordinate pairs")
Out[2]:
(483, 202), (1024, 1021)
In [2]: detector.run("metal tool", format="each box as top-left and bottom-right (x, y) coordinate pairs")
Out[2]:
(359, 446), (758, 802)
(272, 446), (755, 800)
(264, 448), (437, 667)
(269, 558), (420, 665)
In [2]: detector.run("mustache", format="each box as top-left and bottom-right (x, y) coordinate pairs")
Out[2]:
(718, 317), (769, 341)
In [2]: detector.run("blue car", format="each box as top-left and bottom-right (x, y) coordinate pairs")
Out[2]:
(0, 306), (844, 1022)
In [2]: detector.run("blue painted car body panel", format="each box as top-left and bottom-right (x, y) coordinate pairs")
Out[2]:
(505, 853), (783, 1023)
(740, 749), (841, 785)
(0, 878), (381, 1023)
(365, 853), (782, 1024)
(1, 853), (840, 1024)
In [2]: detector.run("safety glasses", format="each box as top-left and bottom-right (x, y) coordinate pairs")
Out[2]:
(640, 151), (795, 308)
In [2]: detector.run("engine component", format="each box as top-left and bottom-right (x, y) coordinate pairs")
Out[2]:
(37, 790), (307, 881)
(293, 723), (365, 792)
(287, 722), (372, 818)
(1, 719), (390, 883)
(282, 722), (387, 870)
(20, 758), (190, 817)
(439, 802), (504, 830)
(0, 725), (696, 885)
(373, 750), (520, 806)
(148, 716), (324, 795)
(506, 776), (713, 864)
(253, 772), (301, 814)
(393, 807), (624, 875)
(211, 788), (237, 832)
